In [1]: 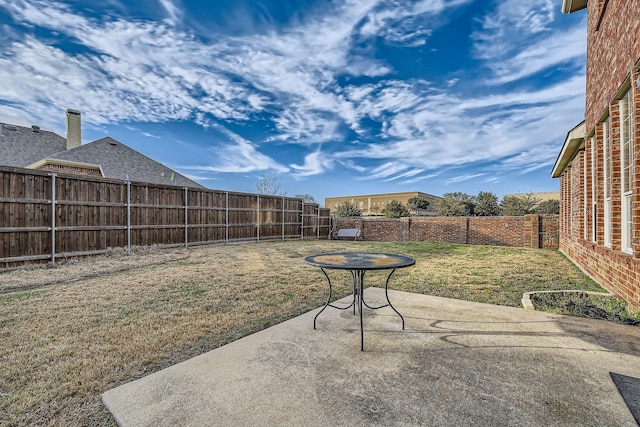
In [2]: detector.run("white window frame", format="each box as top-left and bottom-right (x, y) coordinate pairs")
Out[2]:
(591, 136), (597, 243)
(584, 146), (589, 240)
(620, 90), (634, 253)
(603, 116), (612, 248)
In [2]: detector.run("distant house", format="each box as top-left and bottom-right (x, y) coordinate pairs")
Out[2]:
(553, 1), (639, 310)
(0, 109), (204, 188)
(325, 191), (441, 216)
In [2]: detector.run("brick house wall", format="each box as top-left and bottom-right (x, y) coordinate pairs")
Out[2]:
(555, 0), (640, 311)
(333, 215), (557, 249)
(586, 0), (640, 133)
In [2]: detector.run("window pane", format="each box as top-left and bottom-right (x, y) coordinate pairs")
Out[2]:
(621, 91), (633, 193)
(626, 195), (632, 247)
(603, 117), (612, 247)
(604, 118), (611, 198)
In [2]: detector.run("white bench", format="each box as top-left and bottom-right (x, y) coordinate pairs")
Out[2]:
(336, 228), (362, 240)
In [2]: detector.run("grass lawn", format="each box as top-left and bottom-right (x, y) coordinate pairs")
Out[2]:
(0, 240), (602, 426)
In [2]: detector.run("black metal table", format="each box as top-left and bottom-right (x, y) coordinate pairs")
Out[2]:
(304, 252), (416, 351)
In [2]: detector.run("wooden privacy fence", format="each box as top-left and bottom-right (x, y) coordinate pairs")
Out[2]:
(0, 167), (330, 268)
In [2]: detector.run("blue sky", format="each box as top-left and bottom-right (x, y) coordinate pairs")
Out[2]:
(0, 0), (586, 204)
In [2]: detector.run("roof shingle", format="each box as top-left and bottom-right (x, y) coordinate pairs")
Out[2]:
(0, 122), (204, 188)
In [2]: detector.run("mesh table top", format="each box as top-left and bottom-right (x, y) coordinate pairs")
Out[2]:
(304, 252), (415, 270)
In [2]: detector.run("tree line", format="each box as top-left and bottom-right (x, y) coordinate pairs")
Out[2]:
(335, 191), (559, 218)
(254, 171), (559, 218)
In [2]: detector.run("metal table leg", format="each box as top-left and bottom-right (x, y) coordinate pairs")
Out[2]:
(314, 268), (356, 330)
(360, 268), (405, 329)
(314, 267), (405, 351)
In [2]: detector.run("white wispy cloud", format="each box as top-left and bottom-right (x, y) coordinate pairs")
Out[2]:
(471, 0), (585, 84)
(338, 159), (366, 173)
(0, 0), (586, 186)
(481, 26), (586, 85)
(361, 161), (411, 180)
(472, 0), (556, 59)
(358, 0), (471, 46)
(290, 150), (334, 177)
(448, 173), (485, 184)
(334, 73), (585, 178)
(158, 0), (182, 26)
(181, 138), (287, 174)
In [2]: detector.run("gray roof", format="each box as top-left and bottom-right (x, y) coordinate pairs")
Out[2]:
(0, 123), (67, 166)
(0, 122), (204, 189)
(49, 137), (204, 188)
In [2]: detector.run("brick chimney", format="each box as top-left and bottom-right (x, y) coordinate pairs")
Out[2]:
(66, 109), (82, 149)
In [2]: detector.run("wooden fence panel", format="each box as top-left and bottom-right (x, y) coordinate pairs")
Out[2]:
(227, 193), (258, 242)
(0, 166), (329, 268)
(258, 195), (280, 241)
(186, 189), (227, 245)
(0, 169), (52, 266)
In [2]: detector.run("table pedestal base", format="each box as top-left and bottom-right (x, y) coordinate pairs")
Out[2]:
(313, 268), (405, 351)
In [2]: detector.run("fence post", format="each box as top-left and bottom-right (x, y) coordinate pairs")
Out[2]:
(257, 194), (260, 242)
(317, 206), (320, 240)
(282, 195), (285, 241)
(225, 191), (229, 245)
(301, 202), (304, 240)
(126, 177), (131, 254)
(184, 187), (188, 248)
(50, 173), (56, 264)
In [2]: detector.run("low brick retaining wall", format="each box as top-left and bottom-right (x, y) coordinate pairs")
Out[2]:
(333, 215), (559, 249)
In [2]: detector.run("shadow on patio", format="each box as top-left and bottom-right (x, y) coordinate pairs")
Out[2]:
(103, 288), (640, 426)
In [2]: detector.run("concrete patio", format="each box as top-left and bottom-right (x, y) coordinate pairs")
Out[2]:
(103, 288), (640, 426)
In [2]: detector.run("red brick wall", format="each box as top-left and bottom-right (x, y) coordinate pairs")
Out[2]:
(561, 142), (640, 310)
(585, 0), (640, 133)
(333, 215), (558, 249)
(560, 236), (640, 311)
(360, 219), (403, 242)
(541, 215), (560, 248)
(557, 0), (640, 311)
(570, 152), (585, 239)
(407, 217), (467, 244)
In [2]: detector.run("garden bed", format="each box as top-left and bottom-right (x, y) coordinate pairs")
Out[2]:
(525, 290), (640, 326)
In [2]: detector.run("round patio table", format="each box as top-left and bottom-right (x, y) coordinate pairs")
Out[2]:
(304, 252), (416, 351)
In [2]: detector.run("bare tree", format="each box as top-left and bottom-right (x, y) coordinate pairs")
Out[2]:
(294, 194), (317, 203)
(256, 170), (287, 196)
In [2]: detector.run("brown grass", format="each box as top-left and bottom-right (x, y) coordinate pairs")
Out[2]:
(0, 240), (600, 426)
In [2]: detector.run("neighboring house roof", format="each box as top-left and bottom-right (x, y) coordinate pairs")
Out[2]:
(0, 122), (204, 188)
(551, 121), (586, 178)
(47, 137), (204, 188)
(0, 124), (67, 166)
(561, 0), (587, 14)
